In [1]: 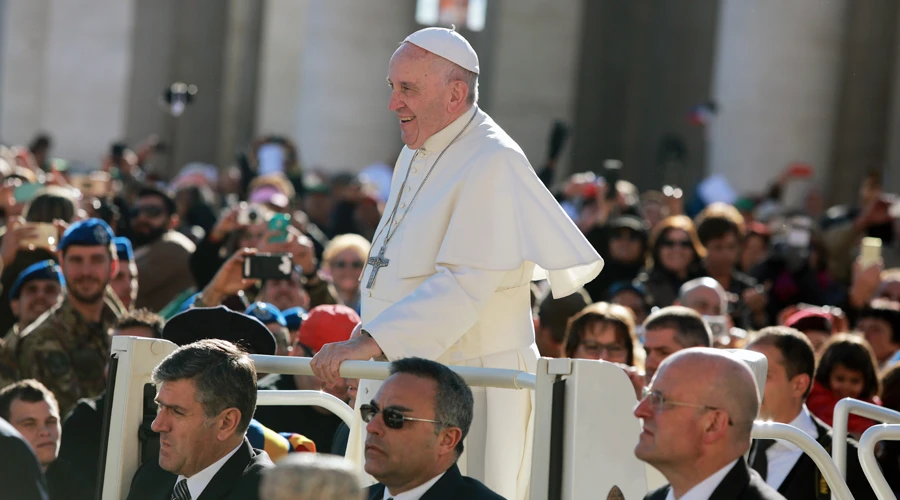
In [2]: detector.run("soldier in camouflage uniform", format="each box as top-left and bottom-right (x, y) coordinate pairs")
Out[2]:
(17, 219), (125, 415)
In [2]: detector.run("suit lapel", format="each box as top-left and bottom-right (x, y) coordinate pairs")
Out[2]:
(417, 464), (463, 500)
(195, 439), (253, 500)
(708, 459), (750, 500)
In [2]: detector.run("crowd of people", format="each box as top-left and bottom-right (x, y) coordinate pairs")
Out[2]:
(0, 23), (900, 500)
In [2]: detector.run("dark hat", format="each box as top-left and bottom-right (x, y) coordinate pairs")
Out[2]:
(114, 236), (134, 262)
(609, 215), (648, 234)
(281, 306), (308, 331)
(537, 288), (591, 342)
(59, 218), (114, 252)
(9, 260), (64, 299)
(163, 306), (277, 355)
(607, 281), (647, 300)
(245, 302), (287, 328)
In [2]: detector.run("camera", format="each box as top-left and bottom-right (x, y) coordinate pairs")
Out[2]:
(243, 253), (293, 280)
(237, 206), (265, 226)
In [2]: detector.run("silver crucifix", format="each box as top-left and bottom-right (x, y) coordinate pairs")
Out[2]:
(365, 245), (390, 289)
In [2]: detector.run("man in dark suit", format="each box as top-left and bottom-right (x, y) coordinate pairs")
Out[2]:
(126, 308), (276, 500)
(747, 327), (877, 500)
(364, 357), (503, 500)
(0, 416), (49, 500)
(636, 348), (784, 500)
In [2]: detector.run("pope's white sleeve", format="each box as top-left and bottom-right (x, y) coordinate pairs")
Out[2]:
(363, 264), (507, 361)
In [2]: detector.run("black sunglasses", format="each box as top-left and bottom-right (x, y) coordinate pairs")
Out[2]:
(660, 239), (692, 249)
(359, 403), (442, 430)
(331, 260), (364, 270)
(130, 206), (165, 218)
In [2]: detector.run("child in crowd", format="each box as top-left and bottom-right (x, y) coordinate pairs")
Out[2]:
(807, 334), (882, 436)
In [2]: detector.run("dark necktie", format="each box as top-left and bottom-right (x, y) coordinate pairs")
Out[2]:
(750, 438), (776, 481)
(172, 479), (191, 500)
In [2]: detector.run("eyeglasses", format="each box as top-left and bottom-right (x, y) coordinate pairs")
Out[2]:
(130, 206), (165, 218)
(360, 403), (443, 430)
(579, 341), (627, 357)
(660, 239), (693, 249)
(331, 260), (364, 270)
(639, 387), (733, 426)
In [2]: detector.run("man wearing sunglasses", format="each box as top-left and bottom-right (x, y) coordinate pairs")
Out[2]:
(636, 348), (784, 500)
(363, 357), (502, 500)
(130, 185), (196, 312)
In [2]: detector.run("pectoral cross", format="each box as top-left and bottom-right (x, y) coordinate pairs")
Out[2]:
(365, 245), (390, 289)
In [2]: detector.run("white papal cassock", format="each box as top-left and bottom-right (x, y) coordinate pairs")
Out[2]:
(349, 105), (604, 500)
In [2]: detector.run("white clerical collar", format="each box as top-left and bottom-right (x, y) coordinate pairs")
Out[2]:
(419, 106), (478, 154)
(383, 471), (445, 500)
(771, 405), (817, 453)
(664, 458), (737, 500)
(177, 441), (242, 500)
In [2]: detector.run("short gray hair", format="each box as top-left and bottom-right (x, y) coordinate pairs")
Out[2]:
(679, 277), (728, 316)
(390, 357), (474, 457)
(643, 306), (713, 348)
(260, 454), (363, 500)
(152, 339), (257, 434)
(443, 61), (479, 106)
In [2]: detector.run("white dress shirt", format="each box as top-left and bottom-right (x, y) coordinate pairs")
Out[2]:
(383, 472), (446, 500)
(664, 459), (738, 500)
(765, 406), (818, 490)
(176, 442), (242, 500)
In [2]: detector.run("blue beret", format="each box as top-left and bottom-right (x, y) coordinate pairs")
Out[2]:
(59, 218), (115, 252)
(9, 260), (64, 299)
(281, 306), (308, 331)
(164, 306), (276, 355)
(245, 302), (287, 328)
(114, 236), (134, 261)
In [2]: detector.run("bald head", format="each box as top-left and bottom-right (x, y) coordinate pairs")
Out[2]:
(678, 277), (728, 317)
(657, 348), (759, 439)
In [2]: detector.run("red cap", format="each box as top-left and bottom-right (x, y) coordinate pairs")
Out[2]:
(297, 304), (361, 353)
(784, 309), (834, 334)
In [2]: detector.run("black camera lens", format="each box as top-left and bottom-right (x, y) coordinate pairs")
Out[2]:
(248, 210), (258, 221)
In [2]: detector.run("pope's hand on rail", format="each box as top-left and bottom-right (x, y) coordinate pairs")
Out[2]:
(310, 333), (383, 386)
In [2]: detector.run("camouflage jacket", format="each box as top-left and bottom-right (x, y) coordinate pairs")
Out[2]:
(16, 290), (125, 415)
(0, 336), (18, 390)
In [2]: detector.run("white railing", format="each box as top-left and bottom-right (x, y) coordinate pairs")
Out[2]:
(752, 422), (853, 500)
(251, 355), (537, 390)
(257, 390), (355, 427)
(857, 424), (900, 500)
(833, 398), (900, 478)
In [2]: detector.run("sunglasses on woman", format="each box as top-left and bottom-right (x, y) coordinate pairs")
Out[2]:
(359, 403), (443, 430)
(331, 259), (364, 270)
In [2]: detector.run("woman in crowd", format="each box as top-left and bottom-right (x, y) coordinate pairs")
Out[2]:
(564, 302), (640, 368)
(321, 234), (370, 314)
(807, 333), (881, 436)
(636, 215), (704, 308)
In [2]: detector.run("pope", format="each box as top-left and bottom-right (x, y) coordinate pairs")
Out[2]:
(310, 27), (604, 499)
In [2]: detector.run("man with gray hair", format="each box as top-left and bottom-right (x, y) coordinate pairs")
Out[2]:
(363, 357), (503, 499)
(260, 454), (363, 500)
(636, 348), (783, 499)
(126, 322), (275, 500)
(642, 306), (713, 383)
(677, 277), (729, 317)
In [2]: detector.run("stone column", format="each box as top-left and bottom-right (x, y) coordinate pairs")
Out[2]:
(707, 0), (848, 197)
(255, 0), (309, 138)
(486, 0), (585, 175)
(296, 0), (416, 172)
(0, 0), (135, 164)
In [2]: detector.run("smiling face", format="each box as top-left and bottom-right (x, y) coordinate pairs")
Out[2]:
(387, 44), (462, 150)
(12, 279), (62, 327)
(61, 245), (116, 304)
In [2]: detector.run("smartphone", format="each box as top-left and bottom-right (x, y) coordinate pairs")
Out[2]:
(243, 253), (293, 280)
(268, 213), (291, 243)
(860, 237), (882, 269)
(13, 183), (43, 204)
(19, 223), (58, 251)
(602, 159), (622, 201)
